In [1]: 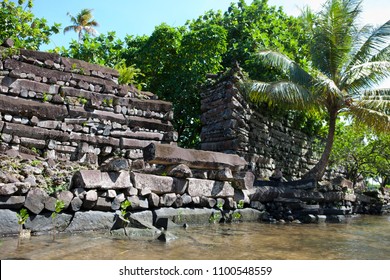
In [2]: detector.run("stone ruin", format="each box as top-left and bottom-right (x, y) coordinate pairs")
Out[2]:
(200, 70), (318, 180)
(0, 45), (176, 164)
(0, 42), (389, 237)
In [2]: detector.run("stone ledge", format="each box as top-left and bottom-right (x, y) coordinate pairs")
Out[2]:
(0, 95), (68, 120)
(143, 143), (247, 171)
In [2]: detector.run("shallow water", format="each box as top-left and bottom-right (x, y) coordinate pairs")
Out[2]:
(1, 215), (389, 260)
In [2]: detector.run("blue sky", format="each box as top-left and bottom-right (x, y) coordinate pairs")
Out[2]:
(30, 0), (390, 50)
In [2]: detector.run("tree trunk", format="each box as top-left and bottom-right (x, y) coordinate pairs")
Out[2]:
(303, 109), (338, 181)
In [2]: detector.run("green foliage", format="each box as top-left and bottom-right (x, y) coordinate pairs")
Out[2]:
(42, 92), (50, 103)
(232, 211), (242, 221)
(57, 0), (313, 148)
(364, 132), (390, 188)
(217, 201), (224, 210)
(120, 200), (131, 220)
(63, 8), (98, 42)
(0, 46), (20, 59)
(16, 208), (29, 225)
(78, 97), (88, 106)
(237, 200), (245, 209)
(30, 159), (41, 167)
(53, 32), (124, 68)
(0, 0), (60, 50)
(45, 179), (68, 195)
(248, 0), (390, 179)
(51, 199), (65, 220)
(122, 1), (311, 147)
(330, 122), (370, 181)
(102, 98), (113, 107)
(209, 212), (221, 224)
(115, 61), (145, 88)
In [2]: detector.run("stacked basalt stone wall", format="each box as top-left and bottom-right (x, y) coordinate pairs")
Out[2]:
(200, 72), (318, 180)
(0, 45), (176, 165)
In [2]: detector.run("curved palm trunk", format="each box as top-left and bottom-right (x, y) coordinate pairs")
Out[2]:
(303, 109), (338, 181)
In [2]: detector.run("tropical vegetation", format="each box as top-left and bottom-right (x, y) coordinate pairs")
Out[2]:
(0, 0), (60, 49)
(63, 8), (99, 41)
(248, 0), (390, 180)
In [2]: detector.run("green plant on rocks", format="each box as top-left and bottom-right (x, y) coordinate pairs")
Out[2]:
(209, 212), (221, 224)
(78, 97), (88, 106)
(102, 98), (113, 107)
(51, 199), (65, 241)
(119, 200), (132, 235)
(16, 208), (29, 238)
(120, 199), (131, 221)
(30, 159), (41, 167)
(232, 211), (242, 222)
(237, 200), (245, 209)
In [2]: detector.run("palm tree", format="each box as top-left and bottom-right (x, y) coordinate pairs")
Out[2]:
(248, 0), (390, 180)
(63, 8), (99, 41)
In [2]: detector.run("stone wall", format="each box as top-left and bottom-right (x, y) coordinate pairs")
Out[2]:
(0, 46), (176, 164)
(200, 72), (318, 180)
(1, 45), (389, 238)
(0, 144), (259, 236)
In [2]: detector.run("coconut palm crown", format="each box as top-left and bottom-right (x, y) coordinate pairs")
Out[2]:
(248, 0), (390, 180)
(63, 8), (99, 41)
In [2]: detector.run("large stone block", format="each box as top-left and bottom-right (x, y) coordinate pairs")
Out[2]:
(55, 190), (74, 210)
(4, 59), (71, 82)
(233, 171), (255, 190)
(72, 170), (102, 189)
(128, 98), (172, 113)
(0, 183), (18, 195)
(3, 75), (59, 95)
(25, 212), (73, 233)
(0, 209), (19, 236)
(128, 116), (173, 132)
(249, 186), (280, 202)
(61, 57), (119, 77)
(24, 187), (48, 214)
(131, 172), (187, 195)
(3, 122), (70, 142)
(121, 138), (157, 149)
(143, 143), (247, 171)
(20, 49), (61, 63)
(101, 172), (132, 190)
(93, 197), (113, 211)
(0, 95), (68, 120)
(153, 208), (215, 225)
(65, 211), (115, 232)
(187, 178), (234, 198)
(72, 170), (132, 190)
(0, 196), (25, 209)
(160, 193), (177, 207)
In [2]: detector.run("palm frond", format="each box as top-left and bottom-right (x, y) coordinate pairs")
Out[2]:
(348, 105), (390, 132)
(255, 50), (313, 86)
(314, 71), (343, 101)
(353, 88), (390, 111)
(63, 25), (77, 34)
(79, 9), (94, 24)
(88, 20), (99, 27)
(360, 88), (390, 98)
(84, 26), (99, 36)
(342, 61), (390, 92)
(249, 80), (316, 110)
(311, 0), (362, 79)
(346, 20), (390, 68)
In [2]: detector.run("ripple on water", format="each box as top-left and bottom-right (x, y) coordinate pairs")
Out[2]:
(0, 216), (389, 260)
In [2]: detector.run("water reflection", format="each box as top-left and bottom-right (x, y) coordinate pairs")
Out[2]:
(0, 215), (389, 260)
